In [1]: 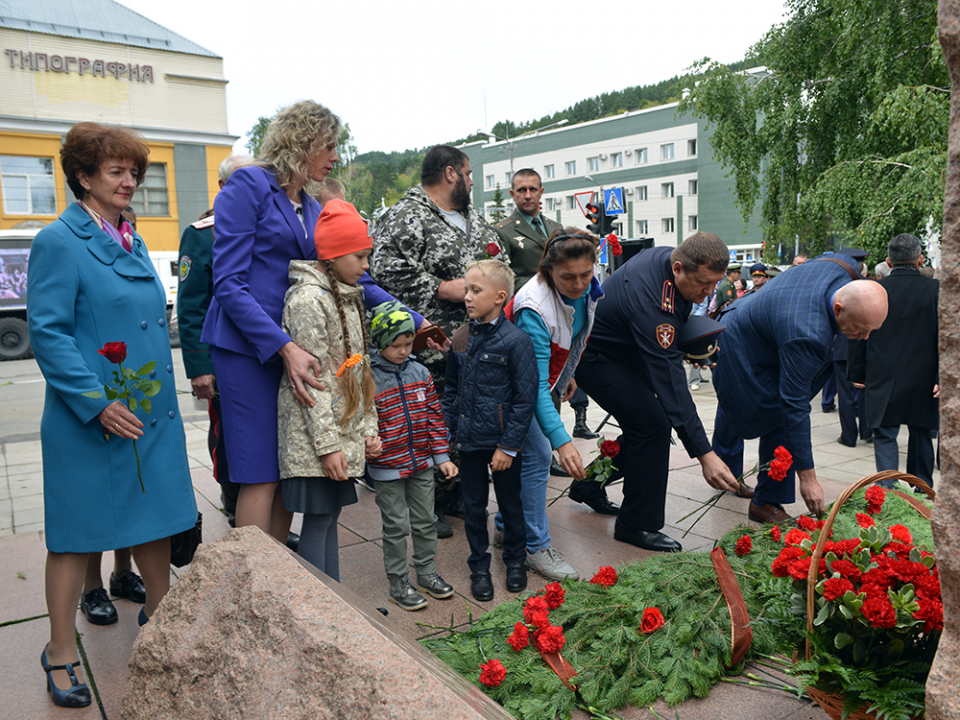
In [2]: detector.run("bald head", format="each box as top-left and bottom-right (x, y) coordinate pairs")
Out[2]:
(833, 280), (888, 340)
(218, 154), (255, 188)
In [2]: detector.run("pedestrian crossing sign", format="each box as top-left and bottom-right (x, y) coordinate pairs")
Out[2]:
(604, 188), (624, 216)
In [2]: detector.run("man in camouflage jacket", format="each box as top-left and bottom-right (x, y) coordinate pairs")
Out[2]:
(371, 145), (505, 389)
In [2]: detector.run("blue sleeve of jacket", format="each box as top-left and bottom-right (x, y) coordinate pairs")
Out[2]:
(442, 334), (463, 434)
(211, 169), (292, 362)
(176, 225), (215, 377)
(514, 309), (572, 449)
(498, 326), (538, 452)
(778, 338), (827, 470)
(359, 272), (425, 328)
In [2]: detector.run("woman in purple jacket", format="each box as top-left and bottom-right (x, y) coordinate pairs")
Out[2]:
(201, 101), (340, 541)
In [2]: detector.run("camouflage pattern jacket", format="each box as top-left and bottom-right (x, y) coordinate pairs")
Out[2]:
(371, 185), (505, 335)
(278, 261), (378, 480)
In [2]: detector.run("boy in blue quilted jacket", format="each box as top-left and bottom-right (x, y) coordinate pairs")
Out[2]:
(368, 301), (458, 612)
(443, 260), (537, 602)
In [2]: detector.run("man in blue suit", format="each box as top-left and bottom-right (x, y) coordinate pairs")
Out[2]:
(711, 254), (889, 522)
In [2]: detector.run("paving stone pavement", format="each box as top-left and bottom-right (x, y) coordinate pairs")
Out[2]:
(0, 360), (934, 719)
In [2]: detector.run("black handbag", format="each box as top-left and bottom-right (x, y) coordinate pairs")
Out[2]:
(170, 512), (202, 567)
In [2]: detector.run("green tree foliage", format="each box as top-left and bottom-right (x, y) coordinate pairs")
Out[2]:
(245, 114), (273, 157)
(490, 183), (507, 222)
(681, 0), (948, 261)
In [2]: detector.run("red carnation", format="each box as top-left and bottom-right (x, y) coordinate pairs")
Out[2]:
(485, 242), (501, 257)
(479, 658), (507, 687)
(865, 485), (886, 515)
(783, 528), (811, 546)
(822, 577), (855, 601)
(523, 596), (551, 628)
(640, 607), (665, 634)
(787, 556), (812, 581)
(607, 234), (623, 257)
(856, 513), (875, 528)
(97, 341), (128, 364)
(507, 621), (530, 651)
(534, 623), (566, 653)
(830, 558), (864, 582)
(590, 565), (618, 587)
(772, 546), (806, 577)
(861, 594), (897, 629)
(796, 515), (817, 532)
(774, 445), (792, 463)
(889, 524), (913, 544)
(735, 535), (752, 556)
(770, 525), (782, 543)
(599, 439), (619, 458)
(768, 447), (792, 481)
(914, 597), (944, 633)
(543, 582), (566, 610)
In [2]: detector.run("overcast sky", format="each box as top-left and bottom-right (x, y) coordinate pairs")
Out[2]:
(117, 0), (788, 155)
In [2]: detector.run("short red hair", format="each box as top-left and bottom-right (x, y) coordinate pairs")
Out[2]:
(60, 122), (150, 200)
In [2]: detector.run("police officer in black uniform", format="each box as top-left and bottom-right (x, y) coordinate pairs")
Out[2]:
(576, 232), (740, 552)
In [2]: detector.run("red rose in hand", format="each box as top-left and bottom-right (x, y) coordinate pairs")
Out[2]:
(590, 565), (618, 587)
(534, 623), (566, 653)
(599, 440), (620, 458)
(479, 658), (507, 687)
(543, 582), (566, 610)
(640, 607), (665, 634)
(98, 341), (128, 364)
(735, 535), (752, 556)
(486, 242), (501, 257)
(507, 621), (530, 651)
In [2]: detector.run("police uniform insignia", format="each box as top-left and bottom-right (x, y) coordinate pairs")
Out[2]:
(179, 256), (192, 282)
(661, 280), (675, 313)
(656, 323), (676, 349)
(515, 236), (524, 248)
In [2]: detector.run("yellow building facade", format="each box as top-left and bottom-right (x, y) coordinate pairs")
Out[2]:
(0, 3), (236, 250)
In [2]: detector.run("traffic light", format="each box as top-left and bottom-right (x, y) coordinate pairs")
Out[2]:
(600, 209), (616, 236)
(585, 203), (601, 235)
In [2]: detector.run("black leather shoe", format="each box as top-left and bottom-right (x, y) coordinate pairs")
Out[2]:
(435, 512), (453, 539)
(568, 482), (620, 515)
(286, 532), (300, 552)
(80, 587), (118, 625)
(822, 403), (836, 413)
(614, 521), (682, 552)
(109, 570), (146, 604)
(470, 570), (494, 601)
(505, 564), (527, 593)
(572, 407), (600, 439)
(549, 458), (570, 477)
(41, 646), (91, 708)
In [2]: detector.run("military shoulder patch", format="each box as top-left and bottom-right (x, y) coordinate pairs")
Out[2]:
(497, 217), (512, 228)
(179, 256), (192, 282)
(661, 280), (675, 313)
(191, 214), (215, 230)
(656, 323), (676, 349)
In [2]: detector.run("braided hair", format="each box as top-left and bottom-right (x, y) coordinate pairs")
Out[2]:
(537, 226), (598, 292)
(318, 260), (376, 426)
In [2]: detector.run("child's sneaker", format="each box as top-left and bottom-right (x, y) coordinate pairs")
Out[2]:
(527, 546), (580, 581)
(388, 576), (428, 611)
(416, 573), (454, 599)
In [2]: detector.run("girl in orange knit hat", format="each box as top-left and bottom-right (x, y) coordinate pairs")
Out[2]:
(277, 199), (382, 579)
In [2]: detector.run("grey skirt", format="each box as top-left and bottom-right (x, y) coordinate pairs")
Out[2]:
(281, 476), (359, 515)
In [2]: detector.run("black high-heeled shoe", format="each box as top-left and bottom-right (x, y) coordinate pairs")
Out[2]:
(41, 645), (91, 708)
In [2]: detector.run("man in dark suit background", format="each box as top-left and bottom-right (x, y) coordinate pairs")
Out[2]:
(497, 168), (601, 448)
(847, 234), (939, 487)
(712, 254), (889, 521)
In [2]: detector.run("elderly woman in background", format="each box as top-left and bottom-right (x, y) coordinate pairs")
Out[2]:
(201, 100), (340, 540)
(27, 122), (197, 708)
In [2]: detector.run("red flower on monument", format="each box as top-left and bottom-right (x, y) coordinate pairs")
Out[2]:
(543, 582), (566, 610)
(507, 621), (530, 651)
(590, 566), (618, 587)
(479, 658), (507, 687)
(640, 607), (665, 634)
(534, 624), (566, 653)
(97, 341), (128, 364)
(735, 535), (752, 556)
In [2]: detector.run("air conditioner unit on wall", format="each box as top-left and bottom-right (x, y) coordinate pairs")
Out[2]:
(624, 149), (633, 156)
(599, 153), (608, 160)
(625, 188), (634, 195)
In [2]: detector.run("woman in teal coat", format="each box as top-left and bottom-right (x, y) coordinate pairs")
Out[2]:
(27, 122), (197, 708)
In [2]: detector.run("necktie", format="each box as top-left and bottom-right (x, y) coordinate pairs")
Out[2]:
(533, 216), (546, 239)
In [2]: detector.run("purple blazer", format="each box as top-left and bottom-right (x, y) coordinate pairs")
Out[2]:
(201, 166), (321, 363)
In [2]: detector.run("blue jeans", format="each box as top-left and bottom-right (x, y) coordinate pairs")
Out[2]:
(495, 418), (552, 553)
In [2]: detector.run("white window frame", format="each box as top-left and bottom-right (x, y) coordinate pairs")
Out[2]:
(661, 143), (675, 161)
(662, 217), (675, 233)
(1, 155), (57, 215)
(689, 179), (698, 196)
(635, 148), (648, 164)
(485, 175), (495, 189)
(565, 160), (576, 176)
(566, 195), (577, 210)
(544, 164), (555, 179)
(636, 185), (648, 201)
(130, 163), (170, 217)
(636, 219), (648, 235)
(588, 156), (599, 172)
(611, 152), (623, 168)
(689, 215), (698, 231)
(688, 139), (698, 156)
(661, 182), (674, 199)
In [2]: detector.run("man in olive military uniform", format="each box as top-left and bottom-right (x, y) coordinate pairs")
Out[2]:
(496, 169), (562, 295)
(710, 263), (742, 318)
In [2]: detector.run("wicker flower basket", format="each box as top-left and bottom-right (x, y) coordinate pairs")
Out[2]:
(802, 470), (934, 720)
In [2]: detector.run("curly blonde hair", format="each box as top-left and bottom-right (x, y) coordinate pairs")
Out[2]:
(258, 100), (341, 192)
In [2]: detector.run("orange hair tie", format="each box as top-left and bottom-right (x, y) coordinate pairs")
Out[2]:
(336, 353), (364, 377)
